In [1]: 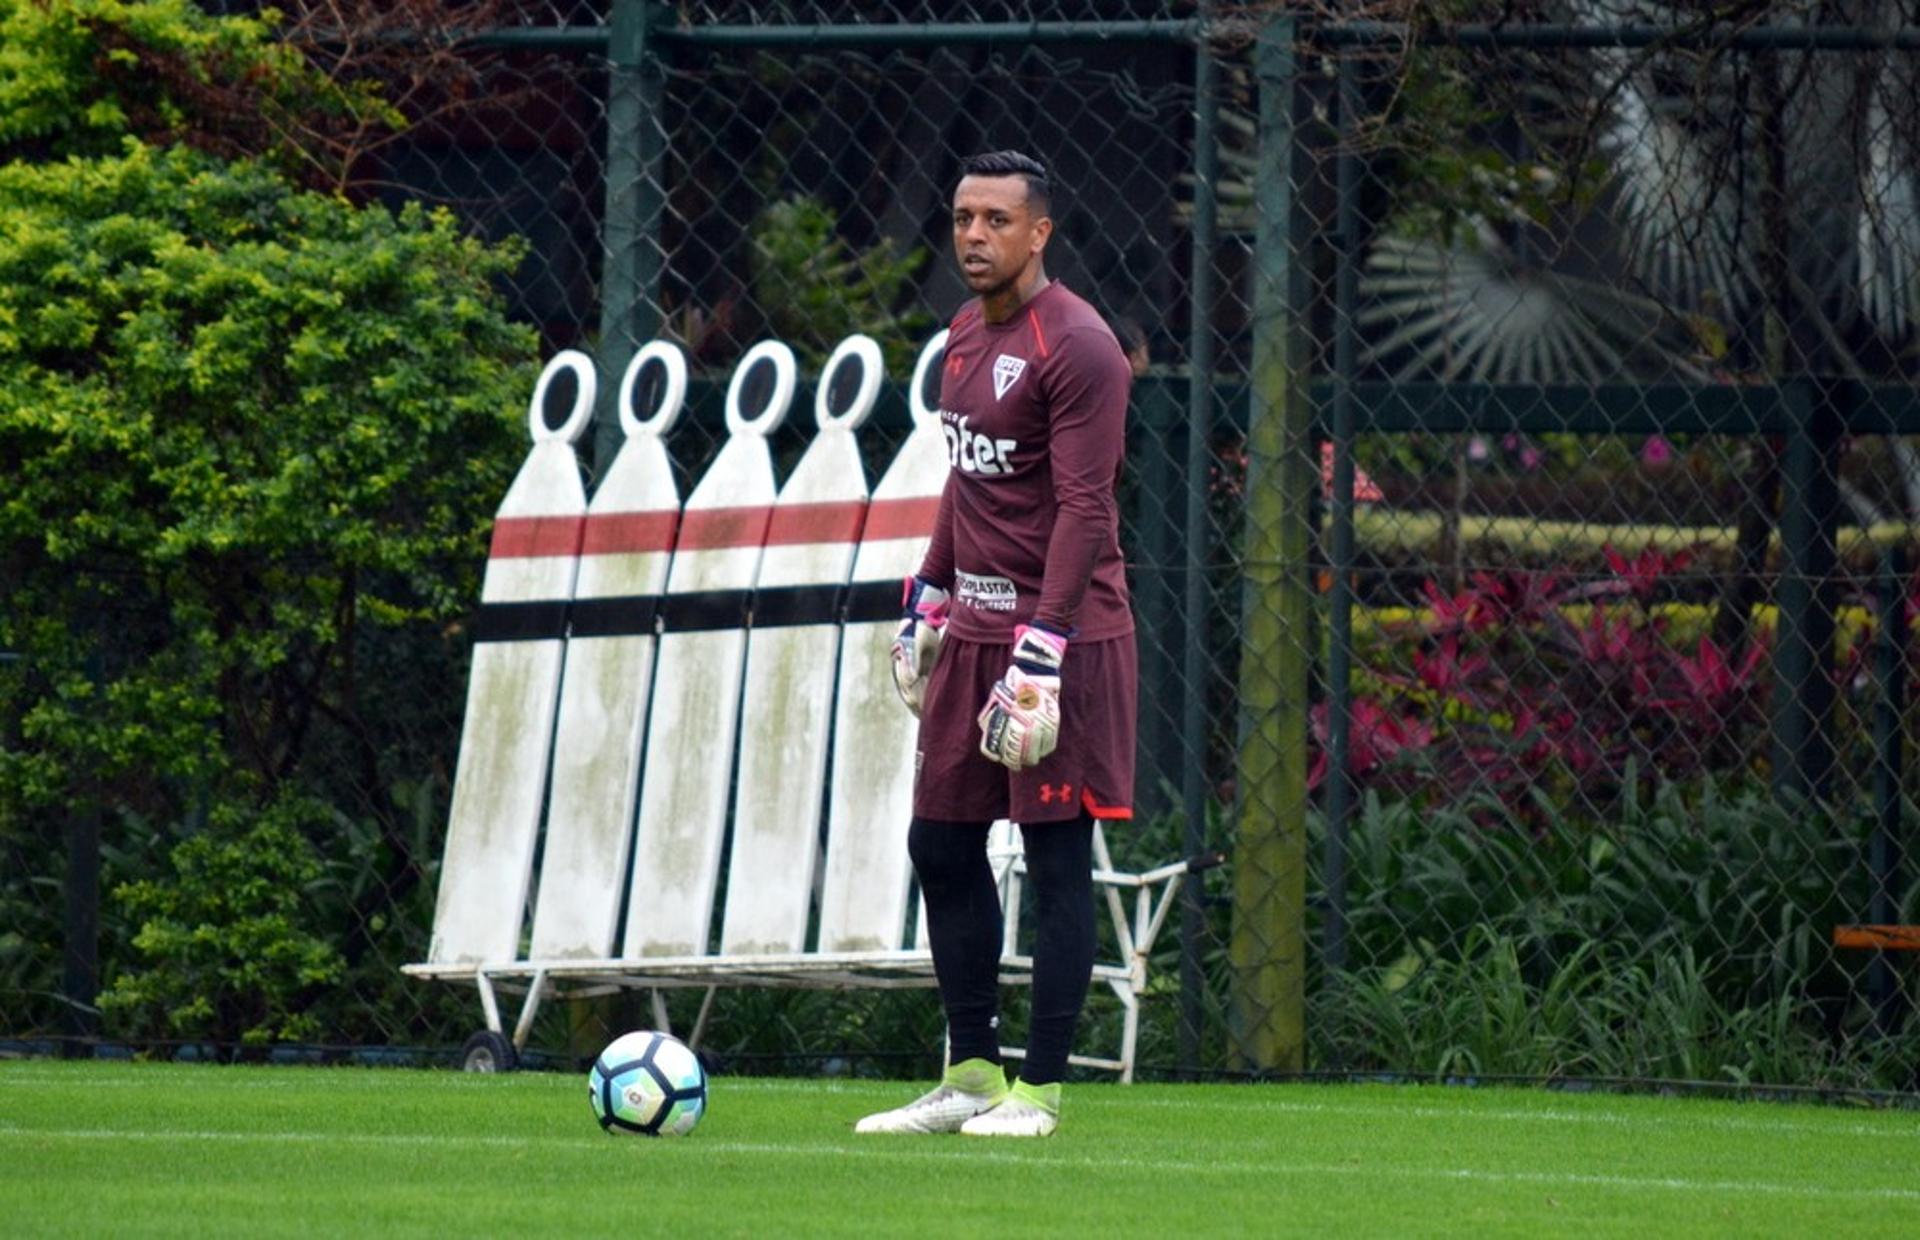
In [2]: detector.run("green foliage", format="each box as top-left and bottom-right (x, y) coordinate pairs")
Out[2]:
(0, 140), (537, 1042)
(1316, 928), (1920, 1091)
(98, 794), (344, 1049)
(748, 194), (931, 375)
(1331, 779), (1870, 1009)
(0, 0), (387, 178)
(1105, 774), (1916, 1090)
(0, 140), (533, 783)
(301, 772), (480, 1047)
(1308, 778), (1917, 1090)
(1377, 47), (1585, 246)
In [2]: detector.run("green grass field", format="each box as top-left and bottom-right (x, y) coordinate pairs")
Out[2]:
(3, 1061), (1917, 1237)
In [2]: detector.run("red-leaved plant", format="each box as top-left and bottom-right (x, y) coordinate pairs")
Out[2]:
(1310, 546), (1772, 818)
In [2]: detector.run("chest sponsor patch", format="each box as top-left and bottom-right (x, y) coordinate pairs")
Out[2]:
(992, 354), (1026, 400)
(939, 410), (1019, 476)
(955, 570), (1018, 612)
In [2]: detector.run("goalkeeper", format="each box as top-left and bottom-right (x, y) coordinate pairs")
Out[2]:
(858, 150), (1136, 1140)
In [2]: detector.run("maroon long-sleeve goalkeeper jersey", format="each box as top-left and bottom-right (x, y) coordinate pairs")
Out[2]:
(918, 281), (1135, 644)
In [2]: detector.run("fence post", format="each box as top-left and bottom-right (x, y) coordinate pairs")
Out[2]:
(1178, 2), (1220, 1078)
(61, 648), (103, 1057)
(1770, 380), (1839, 802)
(595, 0), (668, 472)
(1322, 51), (1361, 979)
(1131, 379), (1183, 822)
(1870, 542), (1907, 1034)
(1231, 14), (1309, 1074)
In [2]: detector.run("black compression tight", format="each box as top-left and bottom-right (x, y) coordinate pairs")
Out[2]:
(907, 814), (1095, 1087)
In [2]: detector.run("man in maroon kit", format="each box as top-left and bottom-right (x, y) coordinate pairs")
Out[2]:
(856, 151), (1135, 1139)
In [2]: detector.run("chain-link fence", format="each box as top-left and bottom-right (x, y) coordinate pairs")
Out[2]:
(1260, 10), (1920, 1091)
(4, 2), (1919, 1091)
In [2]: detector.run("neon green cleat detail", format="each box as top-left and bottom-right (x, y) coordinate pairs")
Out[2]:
(959, 1078), (1060, 1138)
(854, 1060), (1007, 1135)
(942, 1058), (1010, 1097)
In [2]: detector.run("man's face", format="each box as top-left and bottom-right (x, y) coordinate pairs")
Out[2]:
(952, 174), (1050, 297)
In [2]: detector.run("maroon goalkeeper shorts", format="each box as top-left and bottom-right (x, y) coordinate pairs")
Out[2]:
(912, 631), (1137, 824)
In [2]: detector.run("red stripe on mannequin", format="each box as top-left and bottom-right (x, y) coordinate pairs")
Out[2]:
(764, 501), (869, 546)
(579, 510), (680, 555)
(860, 496), (943, 541)
(674, 505), (775, 550)
(489, 515), (586, 559)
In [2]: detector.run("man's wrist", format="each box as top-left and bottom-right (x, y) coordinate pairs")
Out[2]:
(1010, 622), (1068, 676)
(902, 575), (951, 623)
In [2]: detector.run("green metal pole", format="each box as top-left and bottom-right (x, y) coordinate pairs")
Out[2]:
(595, 0), (667, 472)
(1870, 543), (1907, 1033)
(471, 19), (1203, 53)
(1313, 21), (1920, 52)
(1770, 381), (1838, 802)
(575, 0), (664, 1059)
(658, 20), (1202, 49)
(1179, 3), (1220, 1077)
(1323, 53), (1361, 977)
(1230, 15), (1309, 1075)
(61, 647), (103, 1058)
(1131, 380), (1182, 822)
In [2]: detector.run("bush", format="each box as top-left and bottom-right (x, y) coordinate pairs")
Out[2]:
(1104, 772), (1916, 1090)
(1314, 928), (1920, 1092)
(99, 794), (344, 1051)
(0, 0), (386, 178)
(748, 193), (931, 375)
(1330, 778), (1873, 1005)
(1309, 777), (1917, 1090)
(0, 141), (536, 1043)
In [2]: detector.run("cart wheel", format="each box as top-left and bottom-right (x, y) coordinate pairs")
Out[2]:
(460, 1030), (518, 1073)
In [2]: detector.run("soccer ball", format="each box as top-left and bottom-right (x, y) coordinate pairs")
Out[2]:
(588, 1030), (708, 1137)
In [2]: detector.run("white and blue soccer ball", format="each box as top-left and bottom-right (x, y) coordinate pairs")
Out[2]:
(589, 1030), (708, 1137)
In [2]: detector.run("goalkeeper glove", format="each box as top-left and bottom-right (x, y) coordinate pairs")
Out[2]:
(890, 576), (950, 717)
(977, 623), (1067, 770)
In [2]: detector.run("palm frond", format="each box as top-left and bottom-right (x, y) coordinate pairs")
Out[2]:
(1599, 73), (1752, 316)
(1858, 91), (1920, 341)
(1358, 223), (1707, 383)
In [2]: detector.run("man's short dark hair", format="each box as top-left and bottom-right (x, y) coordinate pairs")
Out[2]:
(958, 150), (1051, 215)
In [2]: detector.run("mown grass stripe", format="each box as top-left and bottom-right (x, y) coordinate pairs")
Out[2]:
(2, 1069), (1911, 1141)
(2, 1123), (1916, 1204)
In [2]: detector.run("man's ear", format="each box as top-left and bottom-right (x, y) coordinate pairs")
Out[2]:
(1031, 215), (1053, 255)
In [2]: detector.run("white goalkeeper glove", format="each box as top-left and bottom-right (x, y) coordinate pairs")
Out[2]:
(890, 576), (950, 717)
(977, 623), (1067, 771)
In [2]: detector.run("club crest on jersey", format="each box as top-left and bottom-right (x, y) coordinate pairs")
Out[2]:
(992, 354), (1026, 400)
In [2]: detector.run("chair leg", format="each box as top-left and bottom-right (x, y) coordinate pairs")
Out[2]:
(650, 987), (672, 1034)
(476, 971), (503, 1034)
(689, 986), (718, 1048)
(511, 969), (548, 1051)
(1108, 976), (1140, 1085)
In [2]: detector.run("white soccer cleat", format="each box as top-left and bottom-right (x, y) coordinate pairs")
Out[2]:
(854, 1082), (1005, 1134)
(959, 1092), (1059, 1138)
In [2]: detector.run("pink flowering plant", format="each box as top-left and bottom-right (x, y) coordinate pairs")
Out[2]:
(1315, 546), (1773, 816)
